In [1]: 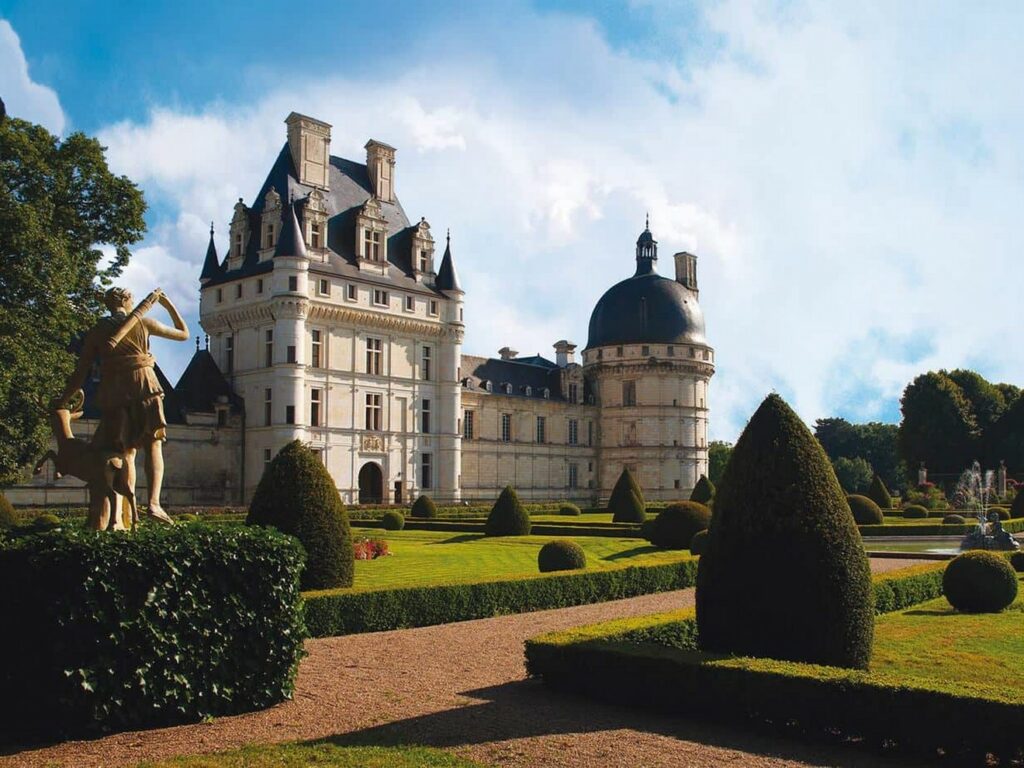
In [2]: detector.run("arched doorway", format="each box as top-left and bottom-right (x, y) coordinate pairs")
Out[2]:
(358, 462), (384, 504)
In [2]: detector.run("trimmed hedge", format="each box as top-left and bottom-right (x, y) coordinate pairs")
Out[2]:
(645, 502), (711, 549)
(867, 474), (892, 510)
(847, 495), (884, 525)
(1011, 551), (1024, 573)
(0, 525), (306, 740)
(381, 510), (405, 531)
(0, 494), (16, 530)
(902, 504), (929, 519)
(247, 440), (353, 590)
(689, 475), (715, 505)
(485, 486), (531, 536)
(354, 518), (643, 538)
(989, 506), (1010, 521)
(1012, 491), (1024, 519)
(943, 551), (1018, 613)
(559, 503), (582, 516)
(303, 559), (698, 637)
(943, 513), (966, 525)
(538, 540), (587, 572)
(411, 495), (438, 519)
(859, 518), (1024, 537)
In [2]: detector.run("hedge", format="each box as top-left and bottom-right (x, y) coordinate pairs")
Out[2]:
(303, 558), (698, 637)
(0, 525), (306, 740)
(858, 518), (1024, 537)
(352, 519), (643, 538)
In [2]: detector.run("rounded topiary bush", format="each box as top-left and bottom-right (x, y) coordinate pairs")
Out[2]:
(903, 504), (929, 519)
(645, 501), (711, 549)
(559, 502), (581, 516)
(867, 474), (892, 510)
(485, 486), (531, 536)
(944, 513), (966, 525)
(247, 440), (353, 590)
(989, 506), (1010, 521)
(381, 510), (405, 530)
(0, 495), (17, 530)
(32, 512), (62, 531)
(410, 494), (437, 519)
(943, 551), (1018, 613)
(608, 468), (646, 523)
(689, 529), (709, 556)
(696, 393), (874, 669)
(538, 539), (587, 572)
(1010, 551), (1024, 573)
(690, 475), (715, 505)
(1011, 492), (1024, 519)
(847, 495), (884, 525)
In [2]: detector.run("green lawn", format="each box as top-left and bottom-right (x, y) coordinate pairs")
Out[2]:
(136, 743), (483, 767)
(871, 584), (1024, 695)
(348, 527), (688, 590)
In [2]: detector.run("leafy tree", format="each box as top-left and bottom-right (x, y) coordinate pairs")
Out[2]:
(947, 369), (1007, 436)
(988, 394), (1024, 478)
(0, 113), (145, 486)
(815, 418), (904, 491)
(707, 441), (732, 486)
(831, 456), (873, 494)
(898, 372), (977, 478)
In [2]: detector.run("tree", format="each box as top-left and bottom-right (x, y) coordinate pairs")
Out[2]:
(696, 394), (874, 669)
(707, 441), (732, 486)
(898, 372), (977, 478)
(831, 456), (873, 494)
(815, 418), (904, 492)
(0, 114), (145, 486)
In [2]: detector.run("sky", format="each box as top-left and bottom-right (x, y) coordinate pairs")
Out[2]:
(3, 0), (1024, 442)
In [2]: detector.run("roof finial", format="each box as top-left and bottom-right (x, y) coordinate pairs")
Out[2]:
(195, 336), (200, 351)
(205, 334), (210, 350)
(446, 227), (451, 245)
(645, 211), (650, 231)
(209, 221), (214, 237)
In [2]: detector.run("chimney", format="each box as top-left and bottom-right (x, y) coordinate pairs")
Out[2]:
(365, 139), (397, 202)
(498, 346), (518, 360)
(674, 251), (698, 294)
(553, 340), (577, 367)
(285, 112), (332, 189)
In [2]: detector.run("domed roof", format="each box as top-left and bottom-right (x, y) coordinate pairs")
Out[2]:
(585, 223), (706, 349)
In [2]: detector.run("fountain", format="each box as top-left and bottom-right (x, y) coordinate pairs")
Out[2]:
(956, 461), (1020, 551)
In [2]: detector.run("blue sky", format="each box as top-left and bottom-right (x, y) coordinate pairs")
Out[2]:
(4, 0), (1024, 441)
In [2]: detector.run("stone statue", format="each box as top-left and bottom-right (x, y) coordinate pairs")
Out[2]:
(55, 287), (189, 528)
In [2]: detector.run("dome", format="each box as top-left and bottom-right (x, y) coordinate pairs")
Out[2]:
(586, 271), (706, 349)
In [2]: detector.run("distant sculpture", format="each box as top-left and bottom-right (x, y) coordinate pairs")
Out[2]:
(53, 287), (189, 529)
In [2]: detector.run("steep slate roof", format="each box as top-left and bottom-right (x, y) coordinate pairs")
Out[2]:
(175, 349), (244, 414)
(199, 225), (220, 282)
(435, 235), (462, 292)
(461, 354), (566, 401)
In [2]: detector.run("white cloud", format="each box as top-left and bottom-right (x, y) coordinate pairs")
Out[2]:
(0, 20), (64, 133)
(94, 1), (1024, 440)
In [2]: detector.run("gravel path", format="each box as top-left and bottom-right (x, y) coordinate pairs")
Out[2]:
(2, 558), (929, 768)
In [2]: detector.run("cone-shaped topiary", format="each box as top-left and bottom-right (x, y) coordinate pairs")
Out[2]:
(485, 486), (531, 536)
(381, 510), (405, 530)
(1011, 492), (1024, 519)
(867, 474), (892, 510)
(690, 475), (715, 505)
(538, 540), (587, 572)
(609, 469), (646, 523)
(689, 529), (709, 556)
(944, 551), (1018, 613)
(847, 494), (884, 525)
(247, 440), (353, 589)
(696, 394), (874, 669)
(410, 494), (437, 519)
(0, 494), (17, 530)
(645, 501), (711, 549)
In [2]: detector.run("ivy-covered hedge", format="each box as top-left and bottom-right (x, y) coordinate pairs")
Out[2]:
(304, 559), (698, 637)
(0, 524), (306, 740)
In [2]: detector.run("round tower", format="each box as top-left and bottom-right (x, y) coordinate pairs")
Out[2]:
(582, 220), (715, 502)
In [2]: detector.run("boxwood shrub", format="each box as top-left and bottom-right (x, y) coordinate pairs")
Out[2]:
(943, 551), (1018, 613)
(609, 468), (646, 523)
(485, 486), (531, 536)
(1011, 491), (1024, 519)
(381, 510), (405, 530)
(538, 540), (587, 572)
(902, 504), (929, 519)
(846, 495), (884, 525)
(0, 524), (306, 740)
(559, 502), (582, 516)
(1010, 551), (1024, 573)
(866, 474), (892, 510)
(943, 513), (966, 525)
(0, 494), (16, 530)
(689, 475), (715, 505)
(645, 502), (711, 549)
(411, 494), (438, 519)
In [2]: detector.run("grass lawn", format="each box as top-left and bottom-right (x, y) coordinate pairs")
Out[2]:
(348, 527), (688, 590)
(871, 582), (1024, 694)
(136, 743), (483, 767)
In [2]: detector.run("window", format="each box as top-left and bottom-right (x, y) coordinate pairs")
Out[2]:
(217, 409), (227, 427)
(364, 229), (382, 261)
(587, 421), (593, 446)
(568, 419), (579, 446)
(428, 300), (438, 316)
(703, 349), (709, 360)
(266, 223), (275, 249)
(310, 388), (322, 427)
(263, 448), (272, 465)
(421, 399), (431, 434)
(257, 278), (264, 294)
(235, 283), (242, 299)
(642, 345), (650, 356)
(311, 330), (322, 368)
(372, 289), (388, 306)
(597, 349), (603, 360)
(365, 393), (382, 430)
(405, 295), (414, 312)
(503, 383), (512, 395)
(674, 479), (681, 490)
(525, 386), (532, 397)
(543, 388), (550, 399)
(501, 413), (512, 442)
(216, 288), (223, 303)
(286, 345), (296, 364)
(311, 222), (322, 249)
(285, 405), (295, 424)
(422, 346), (432, 380)
(667, 345), (675, 357)
(233, 231), (242, 259)
(225, 334), (234, 375)
(264, 388), (272, 426)
(421, 453), (433, 489)
(264, 329), (273, 367)
(418, 249), (429, 272)
(568, 463), (579, 489)
(623, 381), (637, 406)
(288, 275), (298, 292)
(463, 410), (474, 439)
(616, 346), (623, 356)
(484, 381), (493, 393)
(689, 347), (696, 358)
(347, 284), (357, 301)
(536, 416), (546, 443)
(568, 383), (578, 403)
(318, 278), (330, 296)
(365, 337), (382, 375)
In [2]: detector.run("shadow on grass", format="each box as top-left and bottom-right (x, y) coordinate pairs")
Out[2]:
(902, 609), (951, 616)
(603, 544), (661, 560)
(429, 534), (485, 545)
(318, 679), (925, 768)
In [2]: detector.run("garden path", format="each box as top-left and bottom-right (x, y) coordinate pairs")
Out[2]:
(4, 558), (930, 768)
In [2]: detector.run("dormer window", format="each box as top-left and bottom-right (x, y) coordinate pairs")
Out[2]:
(311, 222), (322, 249)
(233, 232), (243, 259)
(265, 223), (275, 249)
(484, 380), (492, 393)
(357, 197), (387, 268)
(543, 388), (550, 399)
(525, 386), (532, 397)
(419, 249), (429, 272)
(504, 383), (512, 395)
(364, 229), (382, 261)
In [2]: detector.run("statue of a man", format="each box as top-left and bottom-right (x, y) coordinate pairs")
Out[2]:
(59, 287), (189, 522)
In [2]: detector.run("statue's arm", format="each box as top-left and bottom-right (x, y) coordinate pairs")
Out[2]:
(144, 293), (190, 342)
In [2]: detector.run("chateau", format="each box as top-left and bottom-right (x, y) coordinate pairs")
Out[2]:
(15, 112), (715, 507)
